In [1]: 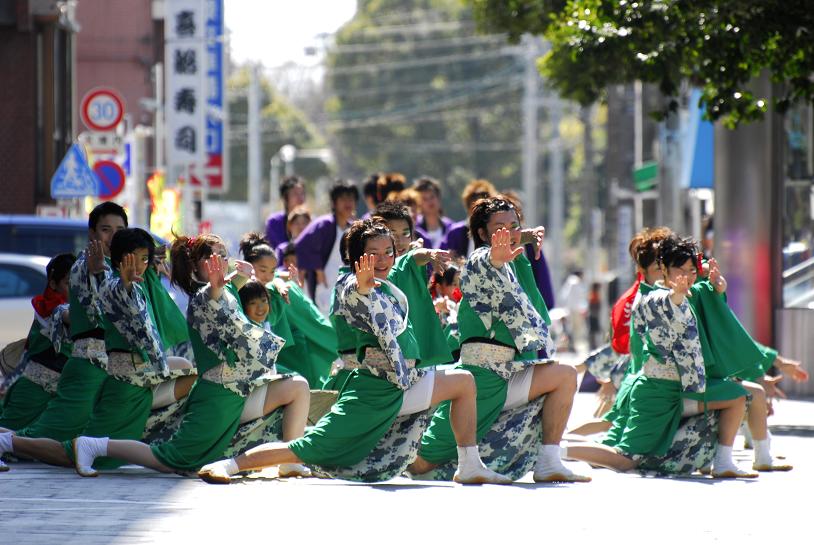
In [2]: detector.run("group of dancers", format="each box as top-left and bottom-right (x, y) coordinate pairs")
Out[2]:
(0, 177), (807, 484)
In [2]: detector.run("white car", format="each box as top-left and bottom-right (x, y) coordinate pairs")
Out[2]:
(0, 253), (49, 349)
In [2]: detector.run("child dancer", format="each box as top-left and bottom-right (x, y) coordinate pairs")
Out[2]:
(1, 229), (195, 472)
(71, 234), (311, 477)
(0, 254), (75, 433)
(240, 232), (337, 388)
(197, 219), (511, 485)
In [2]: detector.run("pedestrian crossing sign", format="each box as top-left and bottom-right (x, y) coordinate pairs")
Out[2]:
(50, 143), (99, 199)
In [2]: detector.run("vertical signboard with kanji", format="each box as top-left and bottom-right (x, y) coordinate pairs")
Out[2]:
(165, 0), (206, 174)
(199, 0), (226, 192)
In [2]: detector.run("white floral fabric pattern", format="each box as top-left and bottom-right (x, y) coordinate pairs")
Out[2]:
(188, 285), (285, 397)
(335, 275), (418, 390)
(632, 289), (706, 393)
(461, 246), (555, 357)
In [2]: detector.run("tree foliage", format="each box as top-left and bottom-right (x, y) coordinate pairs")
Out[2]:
(225, 66), (329, 202)
(470, 0), (814, 127)
(324, 0), (534, 219)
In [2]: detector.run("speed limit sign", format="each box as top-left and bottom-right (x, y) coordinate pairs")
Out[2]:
(80, 88), (125, 132)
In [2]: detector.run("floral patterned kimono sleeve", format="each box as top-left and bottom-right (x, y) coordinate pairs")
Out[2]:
(99, 276), (168, 378)
(336, 275), (412, 389)
(188, 287), (286, 396)
(636, 290), (706, 393)
(40, 303), (71, 356)
(70, 252), (110, 328)
(461, 246), (555, 357)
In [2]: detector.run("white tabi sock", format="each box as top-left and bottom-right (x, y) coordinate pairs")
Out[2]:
(223, 458), (240, 476)
(0, 431), (13, 454)
(754, 438), (772, 466)
(456, 446), (485, 471)
(712, 444), (737, 472)
(534, 444), (566, 473)
(85, 437), (109, 459)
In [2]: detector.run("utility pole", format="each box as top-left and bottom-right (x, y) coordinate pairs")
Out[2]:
(581, 105), (597, 282)
(247, 64), (262, 231)
(549, 96), (565, 292)
(521, 35), (541, 227)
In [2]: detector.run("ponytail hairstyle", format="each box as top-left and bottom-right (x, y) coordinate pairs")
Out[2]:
(657, 234), (699, 270)
(339, 229), (351, 266)
(239, 231), (276, 265)
(170, 233), (226, 295)
(468, 196), (519, 248)
(344, 218), (395, 269)
(428, 264), (460, 298)
(46, 253), (77, 285)
(110, 228), (156, 271)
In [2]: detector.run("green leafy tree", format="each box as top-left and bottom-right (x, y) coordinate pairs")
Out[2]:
(224, 66), (330, 203)
(470, 0), (814, 127)
(324, 0), (533, 219)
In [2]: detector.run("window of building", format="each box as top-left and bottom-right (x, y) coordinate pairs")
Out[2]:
(781, 102), (814, 308)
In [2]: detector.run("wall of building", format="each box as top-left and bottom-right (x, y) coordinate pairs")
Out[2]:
(75, 0), (158, 130)
(0, 26), (38, 213)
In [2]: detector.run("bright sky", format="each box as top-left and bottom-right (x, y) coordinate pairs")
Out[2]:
(225, 0), (357, 68)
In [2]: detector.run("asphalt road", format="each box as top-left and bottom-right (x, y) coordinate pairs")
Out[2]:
(1, 393), (811, 545)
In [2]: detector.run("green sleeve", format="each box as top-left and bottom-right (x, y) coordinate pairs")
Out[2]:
(388, 251), (453, 367)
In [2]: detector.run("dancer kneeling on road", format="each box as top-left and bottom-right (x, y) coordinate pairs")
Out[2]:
(566, 235), (756, 478)
(70, 234), (311, 478)
(198, 219), (511, 484)
(411, 196), (589, 483)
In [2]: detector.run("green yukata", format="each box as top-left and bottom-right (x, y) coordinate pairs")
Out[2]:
(274, 279), (338, 388)
(321, 267), (358, 391)
(604, 281), (750, 473)
(419, 252), (550, 466)
(61, 268), (191, 470)
(16, 254), (111, 440)
(0, 308), (72, 430)
(152, 283), (286, 472)
(289, 274), (430, 481)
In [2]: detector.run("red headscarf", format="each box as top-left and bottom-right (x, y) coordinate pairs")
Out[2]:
(31, 287), (67, 319)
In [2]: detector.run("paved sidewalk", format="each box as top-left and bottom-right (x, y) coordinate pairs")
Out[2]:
(2, 393), (812, 545)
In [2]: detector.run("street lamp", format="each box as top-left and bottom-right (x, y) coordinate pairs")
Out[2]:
(269, 144), (297, 213)
(279, 144), (297, 176)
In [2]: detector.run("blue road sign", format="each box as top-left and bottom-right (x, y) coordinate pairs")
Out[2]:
(51, 144), (99, 199)
(94, 160), (126, 200)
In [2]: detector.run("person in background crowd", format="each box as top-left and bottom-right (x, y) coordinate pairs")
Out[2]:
(588, 281), (603, 350)
(440, 179), (497, 259)
(295, 179), (359, 315)
(265, 175), (307, 248)
(414, 176), (454, 249)
(559, 270), (588, 352)
(275, 206), (311, 270)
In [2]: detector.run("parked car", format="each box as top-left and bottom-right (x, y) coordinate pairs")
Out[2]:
(0, 253), (49, 349)
(0, 215), (168, 257)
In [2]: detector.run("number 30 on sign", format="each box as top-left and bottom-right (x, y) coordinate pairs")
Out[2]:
(80, 88), (125, 132)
